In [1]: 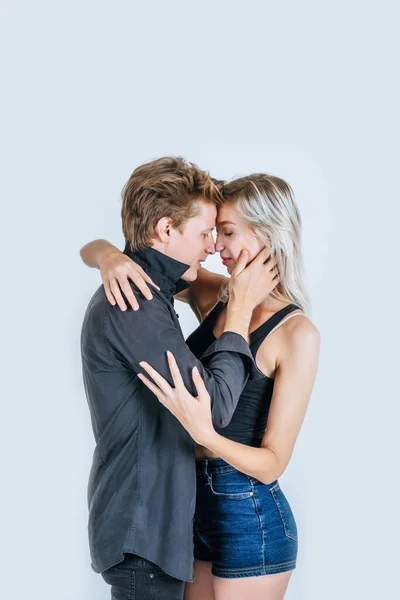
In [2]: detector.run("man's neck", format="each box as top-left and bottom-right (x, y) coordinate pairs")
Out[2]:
(123, 243), (190, 302)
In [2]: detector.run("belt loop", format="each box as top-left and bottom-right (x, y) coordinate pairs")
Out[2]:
(203, 459), (211, 485)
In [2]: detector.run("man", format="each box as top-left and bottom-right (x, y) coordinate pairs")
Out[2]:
(80, 156), (277, 600)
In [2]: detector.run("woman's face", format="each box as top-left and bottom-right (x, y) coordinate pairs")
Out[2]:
(215, 200), (267, 274)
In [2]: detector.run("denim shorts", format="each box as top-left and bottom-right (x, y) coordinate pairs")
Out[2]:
(194, 458), (298, 578)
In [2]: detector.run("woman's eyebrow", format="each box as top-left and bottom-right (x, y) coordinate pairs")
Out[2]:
(216, 220), (235, 227)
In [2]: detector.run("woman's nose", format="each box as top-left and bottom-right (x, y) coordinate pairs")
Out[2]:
(215, 239), (224, 252)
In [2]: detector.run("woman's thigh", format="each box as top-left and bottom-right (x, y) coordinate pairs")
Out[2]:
(184, 562), (293, 600)
(213, 570), (293, 600)
(184, 560), (215, 600)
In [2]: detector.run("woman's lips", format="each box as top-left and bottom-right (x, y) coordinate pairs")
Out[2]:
(222, 258), (231, 265)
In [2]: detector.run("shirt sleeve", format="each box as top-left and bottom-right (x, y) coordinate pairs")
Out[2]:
(104, 292), (264, 428)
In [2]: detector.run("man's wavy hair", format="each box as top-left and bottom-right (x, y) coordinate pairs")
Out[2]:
(122, 156), (223, 250)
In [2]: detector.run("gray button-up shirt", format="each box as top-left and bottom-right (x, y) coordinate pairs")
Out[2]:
(81, 244), (262, 581)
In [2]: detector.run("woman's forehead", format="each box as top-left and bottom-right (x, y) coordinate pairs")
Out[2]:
(217, 201), (242, 225)
(217, 200), (235, 217)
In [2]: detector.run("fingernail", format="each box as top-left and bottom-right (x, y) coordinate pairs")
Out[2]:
(193, 366), (199, 376)
(167, 351), (171, 357)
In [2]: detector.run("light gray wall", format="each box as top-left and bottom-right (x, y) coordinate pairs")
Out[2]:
(1, 1), (398, 599)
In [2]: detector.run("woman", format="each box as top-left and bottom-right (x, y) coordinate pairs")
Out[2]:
(81, 173), (320, 600)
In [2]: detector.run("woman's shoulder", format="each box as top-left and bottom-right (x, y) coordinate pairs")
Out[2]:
(254, 306), (320, 376)
(280, 310), (320, 358)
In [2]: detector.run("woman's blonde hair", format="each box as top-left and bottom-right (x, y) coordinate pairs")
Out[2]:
(218, 174), (311, 315)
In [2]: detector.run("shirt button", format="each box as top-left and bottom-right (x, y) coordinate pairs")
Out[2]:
(249, 491), (254, 496)
(149, 573), (155, 579)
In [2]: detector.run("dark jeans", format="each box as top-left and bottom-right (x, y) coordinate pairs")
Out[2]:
(101, 554), (185, 600)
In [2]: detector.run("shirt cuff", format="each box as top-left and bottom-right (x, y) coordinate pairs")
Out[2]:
(200, 331), (265, 380)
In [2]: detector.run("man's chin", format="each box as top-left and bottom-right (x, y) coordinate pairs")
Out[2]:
(181, 265), (199, 282)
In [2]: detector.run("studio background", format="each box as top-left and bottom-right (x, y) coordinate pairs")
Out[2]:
(1, 1), (398, 599)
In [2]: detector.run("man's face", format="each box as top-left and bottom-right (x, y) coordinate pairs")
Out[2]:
(168, 200), (217, 282)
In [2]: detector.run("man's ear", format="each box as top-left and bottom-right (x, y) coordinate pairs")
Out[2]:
(154, 217), (173, 243)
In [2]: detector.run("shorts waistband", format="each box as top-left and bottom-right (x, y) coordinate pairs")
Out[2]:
(195, 457), (237, 475)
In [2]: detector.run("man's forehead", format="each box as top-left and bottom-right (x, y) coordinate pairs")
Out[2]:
(194, 201), (217, 225)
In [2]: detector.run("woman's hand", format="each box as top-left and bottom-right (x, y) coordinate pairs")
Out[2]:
(99, 247), (160, 312)
(138, 352), (215, 446)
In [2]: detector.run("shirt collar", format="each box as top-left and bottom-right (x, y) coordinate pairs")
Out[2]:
(123, 242), (191, 302)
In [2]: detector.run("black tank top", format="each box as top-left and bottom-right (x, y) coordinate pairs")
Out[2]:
(186, 301), (301, 447)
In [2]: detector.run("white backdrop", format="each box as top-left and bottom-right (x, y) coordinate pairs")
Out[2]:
(1, 1), (399, 599)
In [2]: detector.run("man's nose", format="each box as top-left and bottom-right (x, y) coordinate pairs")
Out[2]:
(206, 233), (216, 255)
(206, 239), (216, 255)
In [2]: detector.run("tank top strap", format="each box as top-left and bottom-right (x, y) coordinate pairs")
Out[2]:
(250, 304), (302, 355)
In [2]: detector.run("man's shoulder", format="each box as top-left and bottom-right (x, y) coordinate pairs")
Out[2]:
(82, 284), (110, 322)
(82, 283), (176, 337)
(106, 283), (176, 329)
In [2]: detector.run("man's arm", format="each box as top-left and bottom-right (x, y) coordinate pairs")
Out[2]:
(106, 247), (278, 428)
(105, 288), (261, 429)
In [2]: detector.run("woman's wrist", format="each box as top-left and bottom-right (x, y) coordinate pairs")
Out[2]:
(199, 428), (220, 450)
(97, 243), (119, 269)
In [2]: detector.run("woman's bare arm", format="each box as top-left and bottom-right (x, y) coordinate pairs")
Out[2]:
(182, 267), (228, 322)
(80, 239), (116, 268)
(81, 239), (228, 319)
(202, 317), (320, 483)
(136, 314), (319, 483)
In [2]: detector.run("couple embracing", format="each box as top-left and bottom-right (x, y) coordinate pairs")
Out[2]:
(80, 156), (320, 600)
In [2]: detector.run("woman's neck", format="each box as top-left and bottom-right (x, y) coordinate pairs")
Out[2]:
(256, 295), (293, 314)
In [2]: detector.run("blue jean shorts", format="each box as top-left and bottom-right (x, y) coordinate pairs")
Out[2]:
(194, 458), (298, 578)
